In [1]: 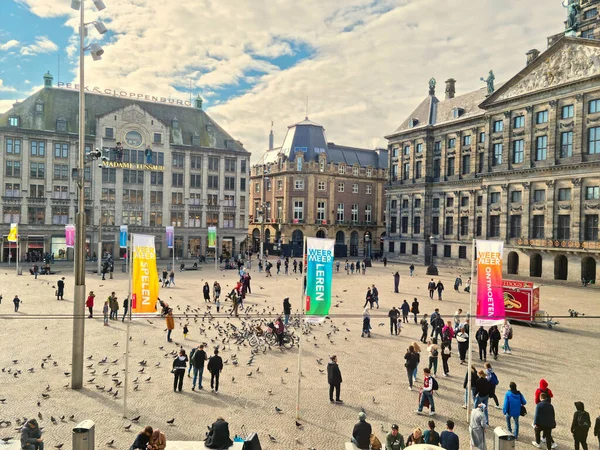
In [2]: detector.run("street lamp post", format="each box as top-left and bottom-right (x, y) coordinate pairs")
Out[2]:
(71, 0), (107, 390)
(426, 235), (438, 276)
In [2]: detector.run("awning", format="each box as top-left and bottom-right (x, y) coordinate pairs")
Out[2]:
(28, 243), (44, 249)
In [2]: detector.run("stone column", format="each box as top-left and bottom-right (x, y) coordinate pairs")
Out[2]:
(573, 94), (584, 164)
(522, 182), (531, 238)
(500, 183), (509, 241)
(453, 190), (460, 240)
(572, 177), (583, 240)
(545, 180), (555, 239)
(548, 99), (560, 164)
(500, 111), (512, 171)
(469, 189), (477, 238)
(218, 156), (225, 228)
(440, 135), (447, 180)
(481, 185), (489, 238)
(201, 154), (209, 228)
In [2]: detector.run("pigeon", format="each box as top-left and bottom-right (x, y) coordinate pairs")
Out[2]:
(41, 394), (50, 399)
(268, 435), (276, 442)
(166, 418), (175, 425)
(54, 444), (64, 449)
(275, 407), (282, 413)
(1, 437), (13, 443)
(106, 440), (115, 447)
(130, 416), (140, 423)
(123, 424), (132, 431)
(295, 421), (303, 428)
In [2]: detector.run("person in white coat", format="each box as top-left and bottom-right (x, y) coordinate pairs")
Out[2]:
(470, 403), (488, 450)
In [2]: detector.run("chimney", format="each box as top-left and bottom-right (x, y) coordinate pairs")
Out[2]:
(445, 78), (456, 100)
(268, 121), (274, 150)
(526, 49), (540, 66)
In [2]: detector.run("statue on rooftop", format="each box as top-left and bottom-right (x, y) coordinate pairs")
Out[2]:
(563, 0), (580, 33)
(428, 78), (436, 95)
(480, 70), (495, 96)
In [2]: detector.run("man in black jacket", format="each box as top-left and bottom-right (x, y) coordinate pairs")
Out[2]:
(476, 326), (489, 361)
(534, 393), (556, 450)
(352, 412), (372, 450)
(192, 344), (207, 391)
(388, 307), (400, 335)
(204, 417), (233, 449)
(207, 349), (223, 393)
(327, 355), (343, 404)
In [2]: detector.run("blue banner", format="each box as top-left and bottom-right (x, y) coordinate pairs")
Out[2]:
(119, 225), (128, 248)
(165, 226), (174, 249)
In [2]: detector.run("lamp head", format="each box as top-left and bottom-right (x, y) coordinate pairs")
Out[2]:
(93, 0), (106, 11)
(89, 43), (104, 61)
(71, 0), (81, 10)
(94, 21), (107, 34)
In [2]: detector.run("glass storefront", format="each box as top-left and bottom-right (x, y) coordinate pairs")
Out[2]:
(188, 237), (201, 258)
(51, 236), (68, 260)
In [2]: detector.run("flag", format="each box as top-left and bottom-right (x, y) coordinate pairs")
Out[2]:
(65, 224), (75, 248)
(305, 238), (334, 321)
(207, 227), (217, 248)
(131, 234), (159, 314)
(7, 223), (18, 242)
(119, 225), (128, 248)
(165, 226), (174, 249)
(476, 240), (506, 326)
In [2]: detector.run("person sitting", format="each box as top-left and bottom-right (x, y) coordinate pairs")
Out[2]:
(352, 412), (372, 449)
(130, 426), (153, 450)
(148, 428), (166, 450)
(21, 418), (43, 450)
(193, 262), (198, 268)
(180, 263), (185, 272)
(204, 417), (233, 449)
(361, 308), (371, 338)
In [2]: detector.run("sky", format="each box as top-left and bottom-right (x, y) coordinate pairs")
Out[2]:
(0, 0), (567, 161)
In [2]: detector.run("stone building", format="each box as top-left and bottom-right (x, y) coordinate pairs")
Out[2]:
(548, 0), (600, 44)
(249, 118), (387, 258)
(0, 72), (250, 261)
(384, 36), (600, 283)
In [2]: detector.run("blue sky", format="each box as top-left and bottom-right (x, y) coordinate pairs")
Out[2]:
(0, 0), (567, 158)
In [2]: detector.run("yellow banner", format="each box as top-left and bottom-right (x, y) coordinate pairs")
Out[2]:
(7, 223), (18, 242)
(131, 234), (159, 314)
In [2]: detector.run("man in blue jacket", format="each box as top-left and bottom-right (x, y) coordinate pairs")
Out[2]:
(502, 381), (526, 438)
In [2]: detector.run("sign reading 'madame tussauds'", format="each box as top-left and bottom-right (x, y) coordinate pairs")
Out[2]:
(101, 161), (165, 171)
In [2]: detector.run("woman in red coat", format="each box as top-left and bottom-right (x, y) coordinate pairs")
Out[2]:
(86, 291), (95, 318)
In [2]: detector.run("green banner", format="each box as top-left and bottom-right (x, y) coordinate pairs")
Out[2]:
(208, 226), (217, 248)
(305, 237), (334, 319)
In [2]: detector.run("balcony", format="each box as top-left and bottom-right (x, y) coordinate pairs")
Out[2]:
(170, 203), (185, 210)
(27, 197), (47, 205)
(2, 195), (21, 204)
(50, 197), (71, 205)
(206, 205), (220, 212)
(223, 206), (237, 213)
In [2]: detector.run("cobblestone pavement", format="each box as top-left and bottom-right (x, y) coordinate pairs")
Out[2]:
(0, 261), (598, 450)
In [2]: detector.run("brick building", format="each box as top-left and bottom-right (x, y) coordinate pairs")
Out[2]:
(249, 118), (387, 258)
(384, 36), (600, 283)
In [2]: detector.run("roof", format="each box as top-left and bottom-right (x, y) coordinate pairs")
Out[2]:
(0, 86), (247, 152)
(327, 143), (388, 169)
(392, 95), (438, 133)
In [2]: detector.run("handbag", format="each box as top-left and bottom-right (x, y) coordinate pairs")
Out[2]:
(520, 405), (527, 416)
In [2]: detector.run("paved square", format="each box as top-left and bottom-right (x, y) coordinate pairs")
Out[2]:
(0, 261), (598, 450)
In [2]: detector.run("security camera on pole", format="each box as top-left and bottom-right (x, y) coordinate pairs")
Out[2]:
(70, 0), (109, 390)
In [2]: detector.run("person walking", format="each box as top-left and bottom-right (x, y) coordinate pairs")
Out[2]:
(411, 297), (419, 323)
(533, 393), (556, 450)
(432, 312), (444, 342)
(327, 355), (343, 403)
(363, 288), (374, 309)
(56, 277), (65, 300)
(372, 284), (379, 309)
(476, 326), (489, 361)
(86, 291), (95, 318)
(191, 344), (207, 391)
(503, 381), (526, 439)
(122, 296), (129, 321)
(453, 275), (462, 292)
(207, 349), (223, 393)
(427, 339), (439, 376)
(571, 402), (591, 450)
(502, 319), (513, 354)
(169, 270), (175, 286)
(440, 420), (459, 450)
(489, 325), (501, 360)
(404, 345), (419, 391)
(388, 307), (400, 335)
(415, 368), (436, 416)
(436, 280), (444, 300)
(361, 308), (371, 338)
(456, 326), (469, 364)
(484, 362), (501, 408)
(172, 349), (188, 392)
(283, 297), (292, 325)
(427, 279), (436, 299)
(394, 271), (400, 293)
(161, 268), (168, 287)
(441, 340), (451, 377)
(453, 308), (463, 332)
(165, 308), (175, 342)
(103, 300), (109, 326)
(419, 314), (429, 343)
(13, 295), (21, 312)
(474, 369), (492, 424)
(383, 257), (387, 267)
(401, 300), (410, 323)
(441, 321), (455, 350)
(386, 424), (404, 450)
(411, 341), (422, 383)
(463, 365), (478, 408)
(203, 282), (211, 302)
(470, 403), (488, 450)
(213, 281), (221, 302)
(465, 277), (472, 293)
(409, 263), (415, 277)
(593, 410), (600, 450)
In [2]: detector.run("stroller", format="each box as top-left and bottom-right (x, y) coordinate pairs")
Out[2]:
(361, 315), (371, 338)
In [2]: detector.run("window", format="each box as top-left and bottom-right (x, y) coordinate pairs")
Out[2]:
(8, 116), (19, 127)
(170, 173), (182, 187)
(460, 216), (469, 236)
(54, 143), (68, 158)
(433, 159), (441, 179)
(413, 216), (420, 233)
(402, 199), (409, 209)
(476, 216), (483, 236)
(403, 145), (410, 155)
(414, 161), (422, 179)
(513, 139), (524, 164)
(30, 162), (45, 179)
(190, 155), (202, 169)
(510, 215), (522, 238)
(431, 216), (439, 235)
(448, 138), (456, 149)
(222, 213), (234, 228)
(402, 162), (410, 180)
(153, 132), (162, 144)
(318, 181), (326, 191)
(490, 192), (500, 204)
(479, 132), (486, 143)
(445, 217), (454, 235)
(583, 28), (596, 39)
(28, 207), (45, 224)
(492, 143), (503, 166)
(489, 216), (500, 237)
(558, 188), (571, 201)
(101, 188), (115, 202)
(352, 183), (359, 193)
(317, 201), (326, 221)
(414, 198), (422, 209)
(166, 211), (182, 227)
(190, 174), (202, 188)
(207, 194), (218, 206)
(446, 197), (454, 207)
(585, 7), (598, 19)
(208, 175), (219, 189)
(147, 212), (161, 227)
(557, 215), (571, 239)
(240, 178), (246, 192)
(295, 179), (305, 190)
(432, 198), (440, 209)
(461, 197), (469, 207)
(535, 136), (548, 161)
(56, 119), (67, 132)
(223, 194), (235, 207)
(511, 191), (522, 203)
(102, 168), (116, 183)
(29, 184), (44, 198)
(123, 189), (144, 204)
(30, 140), (45, 157)
(493, 120), (504, 133)
(560, 131), (573, 157)
(447, 157), (455, 176)
(585, 186), (600, 200)
(150, 171), (163, 185)
(336, 203), (344, 222)
(477, 195), (483, 206)
(401, 216), (409, 233)
(4, 183), (20, 197)
(123, 170), (144, 184)
(366, 168), (372, 177)
(561, 104), (574, 119)
(532, 215), (545, 238)
(171, 192), (183, 205)
(400, 243), (406, 254)
(513, 115), (525, 129)
(338, 164), (345, 174)
(52, 186), (69, 199)
(478, 152), (485, 173)
(50, 206), (68, 225)
(352, 166), (359, 176)
(416, 143), (423, 153)
(152, 152), (165, 166)
(434, 141), (441, 152)
(588, 126), (600, 154)
(536, 110), (548, 124)
(366, 185), (372, 194)
(293, 201), (304, 221)
(172, 153), (185, 168)
(452, 108), (462, 118)
(150, 191), (163, 204)
(392, 148), (399, 158)
(6, 138), (21, 155)
(338, 182), (344, 192)
(208, 156), (219, 171)
(351, 204), (359, 223)
(463, 135), (471, 146)
(6, 161), (23, 178)
(412, 243), (419, 255)
(585, 215), (599, 240)
(443, 245), (451, 258)
(224, 176), (236, 190)
(589, 99), (600, 114)
(533, 189), (545, 202)
(225, 158), (236, 172)
(462, 155), (471, 174)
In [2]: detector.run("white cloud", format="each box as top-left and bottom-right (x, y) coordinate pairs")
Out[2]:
(20, 36), (58, 56)
(0, 79), (17, 92)
(0, 99), (18, 113)
(15, 0), (566, 162)
(0, 40), (20, 51)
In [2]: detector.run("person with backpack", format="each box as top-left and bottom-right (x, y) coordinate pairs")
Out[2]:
(419, 314), (429, 343)
(415, 367), (436, 416)
(411, 297), (419, 323)
(502, 381), (527, 439)
(484, 362), (501, 408)
(427, 279), (436, 299)
(432, 311), (444, 341)
(427, 339), (439, 376)
(436, 280), (444, 300)
(571, 402), (591, 450)
(441, 321), (455, 350)
(476, 326), (489, 361)
(423, 420), (440, 445)
(489, 325), (501, 360)
(502, 319), (513, 354)
(404, 346), (419, 391)
(400, 300), (410, 323)
(533, 392), (556, 450)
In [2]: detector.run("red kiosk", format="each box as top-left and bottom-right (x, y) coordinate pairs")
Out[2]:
(503, 280), (540, 323)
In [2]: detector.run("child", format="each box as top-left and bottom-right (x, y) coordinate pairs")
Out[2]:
(397, 319), (403, 336)
(103, 301), (109, 326)
(183, 324), (189, 339)
(215, 298), (221, 313)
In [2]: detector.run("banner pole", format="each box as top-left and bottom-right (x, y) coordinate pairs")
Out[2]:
(466, 239), (476, 423)
(172, 228), (175, 273)
(295, 236), (306, 420)
(16, 234), (19, 276)
(123, 238), (133, 417)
